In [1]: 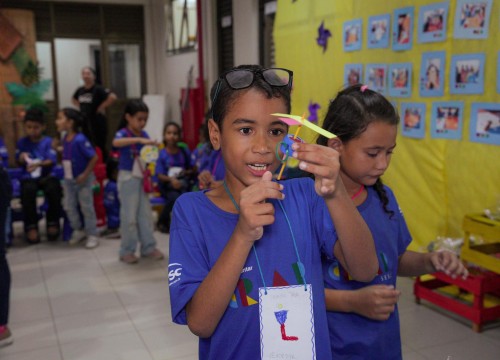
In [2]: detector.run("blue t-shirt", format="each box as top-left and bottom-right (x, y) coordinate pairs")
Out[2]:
(15, 136), (57, 179)
(323, 185), (412, 360)
(199, 149), (225, 181)
(0, 137), (8, 167)
(114, 128), (149, 171)
(169, 177), (337, 360)
(62, 133), (96, 178)
(156, 147), (192, 176)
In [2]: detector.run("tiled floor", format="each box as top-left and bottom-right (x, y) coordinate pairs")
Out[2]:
(1, 230), (499, 360)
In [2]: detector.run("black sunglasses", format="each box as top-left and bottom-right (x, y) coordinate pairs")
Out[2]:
(211, 67), (293, 119)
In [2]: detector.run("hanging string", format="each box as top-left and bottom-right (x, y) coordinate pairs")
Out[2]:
(223, 181), (268, 294)
(222, 180), (307, 294)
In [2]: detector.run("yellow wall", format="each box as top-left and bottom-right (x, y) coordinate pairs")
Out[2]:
(274, 0), (500, 250)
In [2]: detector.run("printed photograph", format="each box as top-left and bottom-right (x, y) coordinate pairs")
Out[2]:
(388, 63), (412, 97)
(365, 64), (387, 94)
(420, 51), (445, 97)
(418, 2), (448, 43)
(453, 0), (492, 39)
(431, 101), (464, 140)
(450, 53), (485, 95)
(343, 19), (362, 51)
(367, 14), (390, 49)
(401, 102), (426, 139)
(393, 7), (414, 51)
(344, 64), (363, 87)
(470, 103), (500, 145)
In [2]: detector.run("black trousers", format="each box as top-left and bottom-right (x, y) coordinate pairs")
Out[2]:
(0, 167), (12, 325)
(91, 113), (108, 161)
(20, 176), (62, 232)
(158, 182), (187, 229)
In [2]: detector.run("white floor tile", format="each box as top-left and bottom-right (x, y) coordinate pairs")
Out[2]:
(60, 331), (153, 360)
(0, 318), (58, 355)
(124, 299), (172, 331)
(54, 308), (136, 345)
(0, 346), (62, 360)
(139, 323), (198, 360)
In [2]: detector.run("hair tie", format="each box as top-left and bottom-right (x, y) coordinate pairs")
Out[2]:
(360, 85), (369, 92)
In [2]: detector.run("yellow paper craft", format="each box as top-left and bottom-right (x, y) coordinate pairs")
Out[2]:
(272, 113), (337, 139)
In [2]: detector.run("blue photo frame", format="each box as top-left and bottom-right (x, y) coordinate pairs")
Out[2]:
(453, 0), (492, 39)
(431, 101), (464, 140)
(367, 14), (390, 49)
(388, 63), (412, 97)
(401, 102), (426, 139)
(469, 103), (500, 145)
(418, 2), (449, 43)
(419, 51), (446, 97)
(392, 6), (414, 51)
(450, 53), (485, 95)
(365, 64), (387, 94)
(344, 64), (363, 87)
(343, 19), (362, 52)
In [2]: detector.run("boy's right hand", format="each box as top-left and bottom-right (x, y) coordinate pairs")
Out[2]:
(351, 285), (401, 321)
(235, 171), (284, 243)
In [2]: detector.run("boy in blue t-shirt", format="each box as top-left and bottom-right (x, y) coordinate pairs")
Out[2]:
(16, 108), (62, 243)
(102, 157), (120, 237)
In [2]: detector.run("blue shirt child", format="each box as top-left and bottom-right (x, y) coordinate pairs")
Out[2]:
(15, 136), (57, 179)
(169, 177), (337, 360)
(323, 185), (412, 360)
(62, 133), (96, 178)
(114, 128), (150, 171)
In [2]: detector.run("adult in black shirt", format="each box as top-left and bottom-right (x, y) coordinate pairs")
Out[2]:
(72, 66), (117, 159)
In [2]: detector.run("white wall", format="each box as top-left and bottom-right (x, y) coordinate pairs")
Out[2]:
(233, 0), (259, 66)
(54, 38), (101, 108)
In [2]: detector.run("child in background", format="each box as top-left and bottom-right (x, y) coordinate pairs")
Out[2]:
(16, 108), (62, 243)
(155, 122), (193, 233)
(168, 65), (378, 360)
(317, 84), (468, 360)
(102, 156), (120, 238)
(190, 123), (210, 190)
(56, 108), (99, 249)
(197, 148), (225, 190)
(112, 100), (164, 264)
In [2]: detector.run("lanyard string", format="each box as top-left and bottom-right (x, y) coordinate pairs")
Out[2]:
(211, 151), (222, 177)
(222, 180), (307, 295)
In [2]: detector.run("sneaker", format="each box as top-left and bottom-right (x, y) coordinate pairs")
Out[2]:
(120, 253), (139, 264)
(142, 248), (164, 260)
(0, 326), (13, 348)
(68, 230), (86, 245)
(85, 236), (99, 249)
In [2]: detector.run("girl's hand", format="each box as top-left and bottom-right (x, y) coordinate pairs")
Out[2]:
(75, 173), (87, 185)
(170, 178), (182, 190)
(198, 170), (214, 190)
(291, 142), (341, 198)
(429, 251), (469, 279)
(235, 171), (284, 243)
(350, 285), (401, 321)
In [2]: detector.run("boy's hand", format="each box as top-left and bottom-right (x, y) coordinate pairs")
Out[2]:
(198, 170), (213, 189)
(429, 251), (468, 279)
(235, 171), (284, 243)
(350, 285), (401, 321)
(291, 142), (341, 198)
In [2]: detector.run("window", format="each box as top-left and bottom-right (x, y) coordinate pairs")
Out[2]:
(166, 0), (198, 54)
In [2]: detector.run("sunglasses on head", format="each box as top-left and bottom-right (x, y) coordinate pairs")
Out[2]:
(211, 67), (293, 119)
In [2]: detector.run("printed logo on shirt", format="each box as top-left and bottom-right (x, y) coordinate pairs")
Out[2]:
(168, 263), (183, 286)
(327, 251), (393, 283)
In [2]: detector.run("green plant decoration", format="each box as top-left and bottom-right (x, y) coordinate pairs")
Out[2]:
(4, 46), (51, 112)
